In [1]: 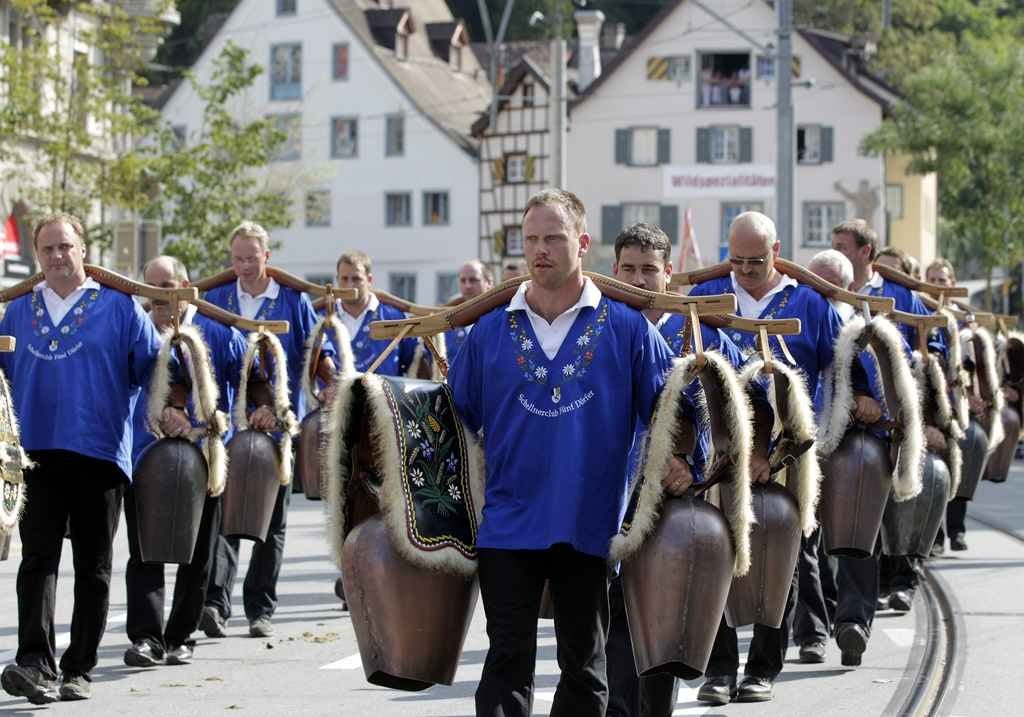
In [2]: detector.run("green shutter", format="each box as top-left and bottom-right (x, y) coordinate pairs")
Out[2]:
(491, 158), (505, 183)
(659, 205), (679, 242)
(602, 205), (623, 245)
(821, 127), (834, 163)
(615, 129), (631, 165)
(696, 127), (711, 163)
(739, 127), (753, 163)
(657, 128), (671, 165)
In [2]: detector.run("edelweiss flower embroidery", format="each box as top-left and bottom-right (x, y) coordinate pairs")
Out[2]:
(35, 308), (44, 318)
(534, 366), (548, 381)
(448, 484), (462, 502)
(576, 334), (590, 347)
(406, 420), (422, 439)
(562, 363), (576, 376)
(521, 338), (534, 351)
(60, 326), (70, 335)
(40, 326), (50, 335)
(409, 467), (425, 487)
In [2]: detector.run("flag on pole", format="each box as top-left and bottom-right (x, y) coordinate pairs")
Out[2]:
(1, 213), (19, 258)
(678, 206), (702, 271)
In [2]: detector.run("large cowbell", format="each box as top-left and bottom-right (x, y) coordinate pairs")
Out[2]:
(821, 427), (893, 558)
(984, 406), (1020, 483)
(221, 430), (282, 541)
(957, 418), (989, 500)
(296, 409), (323, 500)
(133, 438), (208, 564)
(881, 452), (950, 559)
(338, 376), (479, 691)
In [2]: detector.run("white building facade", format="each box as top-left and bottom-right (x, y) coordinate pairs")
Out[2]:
(160, 0), (491, 303)
(568, 0), (896, 273)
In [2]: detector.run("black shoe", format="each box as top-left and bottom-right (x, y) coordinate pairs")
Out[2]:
(736, 676), (774, 703)
(930, 541), (945, 558)
(1, 664), (59, 705)
(124, 640), (164, 668)
(889, 590), (913, 613)
(799, 640), (826, 664)
(951, 533), (968, 551)
(697, 674), (737, 705)
(836, 622), (868, 667)
(165, 644), (194, 665)
(334, 576), (346, 601)
(876, 594), (890, 611)
(58, 673), (91, 701)
(199, 606), (227, 638)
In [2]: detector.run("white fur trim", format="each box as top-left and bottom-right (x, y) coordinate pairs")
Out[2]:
(235, 331), (299, 486)
(738, 359), (820, 536)
(0, 369), (32, 489)
(145, 324), (229, 497)
(974, 327), (1006, 453)
(610, 352), (754, 577)
(941, 309), (970, 427)
(817, 316), (864, 455)
(301, 313), (355, 410)
(915, 352), (964, 499)
(322, 374), (486, 576)
(407, 332), (448, 380)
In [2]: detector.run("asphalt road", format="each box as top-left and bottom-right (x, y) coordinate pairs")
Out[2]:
(1, 473), (1022, 716)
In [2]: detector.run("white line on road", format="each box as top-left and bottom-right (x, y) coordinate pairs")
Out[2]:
(884, 628), (916, 647)
(0, 611), (128, 665)
(320, 652), (363, 670)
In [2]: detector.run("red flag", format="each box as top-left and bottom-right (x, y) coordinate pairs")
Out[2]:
(1, 213), (20, 258)
(678, 207), (702, 272)
(2, 216), (19, 257)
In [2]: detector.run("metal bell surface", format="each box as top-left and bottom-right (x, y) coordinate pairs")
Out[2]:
(983, 406), (1020, 483)
(221, 430), (281, 541)
(821, 427), (893, 558)
(882, 451), (950, 558)
(296, 409), (323, 500)
(132, 438), (208, 564)
(957, 419), (990, 500)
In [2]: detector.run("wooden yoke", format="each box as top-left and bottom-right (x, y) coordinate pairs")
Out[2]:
(312, 289), (441, 317)
(194, 266), (358, 303)
(888, 310), (949, 355)
(872, 263), (969, 300)
(669, 258), (896, 315)
(0, 337), (14, 352)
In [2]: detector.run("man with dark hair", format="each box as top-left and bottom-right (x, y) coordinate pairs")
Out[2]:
(607, 223), (743, 717)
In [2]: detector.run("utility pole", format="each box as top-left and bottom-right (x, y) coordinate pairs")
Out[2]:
(776, 0), (794, 259)
(551, 1), (568, 188)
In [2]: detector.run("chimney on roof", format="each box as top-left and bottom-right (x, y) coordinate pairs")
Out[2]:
(574, 9), (605, 92)
(601, 22), (626, 51)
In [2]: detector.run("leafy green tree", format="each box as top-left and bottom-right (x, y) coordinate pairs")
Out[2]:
(0, 0), (169, 251)
(141, 42), (291, 276)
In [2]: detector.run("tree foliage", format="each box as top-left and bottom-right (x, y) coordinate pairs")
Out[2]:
(140, 42), (290, 276)
(0, 0), (169, 251)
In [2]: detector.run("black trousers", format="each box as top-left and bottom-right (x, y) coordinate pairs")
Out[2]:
(707, 565), (799, 680)
(205, 484), (289, 622)
(835, 539), (881, 633)
(475, 545), (609, 717)
(793, 528), (831, 645)
(606, 576), (679, 717)
(16, 450), (125, 680)
(124, 486), (222, 650)
(879, 554), (920, 597)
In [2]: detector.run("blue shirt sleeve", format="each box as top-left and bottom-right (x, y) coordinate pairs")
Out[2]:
(128, 300), (164, 390)
(449, 322), (483, 435)
(297, 293), (334, 362)
(398, 335), (418, 375)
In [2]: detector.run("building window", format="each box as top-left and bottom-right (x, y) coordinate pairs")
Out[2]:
(276, 0), (296, 16)
(505, 226), (524, 256)
(269, 113), (301, 161)
(629, 128), (658, 166)
(797, 125), (833, 164)
(720, 202), (765, 259)
(390, 272), (417, 301)
(698, 52), (750, 108)
(755, 54), (801, 81)
(423, 191), (449, 225)
(436, 272), (458, 303)
(522, 83), (534, 108)
(270, 43), (302, 100)
(803, 202), (846, 247)
(385, 114), (404, 157)
(710, 126), (740, 164)
(505, 153), (527, 183)
(330, 117), (358, 158)
(305, 190), (331, 227)
(385, 192), (412, 226)
(622, 203), (661, 228)
(647, 55), (691, 82)
(333, 43), (349, 80)
(886, 184), (904, 220)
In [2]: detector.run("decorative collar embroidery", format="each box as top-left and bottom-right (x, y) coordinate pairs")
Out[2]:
(30, 287), (101, 353)
(225, 288), (279, 323)
(508, 298), (609, 402)
(729, 285), (794, 351)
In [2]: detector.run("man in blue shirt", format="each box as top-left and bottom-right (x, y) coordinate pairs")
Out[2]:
(443, 260), (494, 362)
(449, 190), (695, 717)
(122, 256), (248, 669)
(0, 214), (182, 704)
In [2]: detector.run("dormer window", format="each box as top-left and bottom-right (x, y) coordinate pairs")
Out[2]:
(426, 21), (469, 71)
(365, 7), (414, 59)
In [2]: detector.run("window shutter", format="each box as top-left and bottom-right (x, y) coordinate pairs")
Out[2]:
(601, 205), (623, 245)
(493, 229), (506, 255)
(615, 129), (631, 165)
(739, 127), (753, 163)
(524, 156), (536, 181)
(491, 158), (505, 183)
(821, 126), (834, 163)
(659, 205), (679, 242)
(696, 127), (711, 163)
(657, 128), (671, 165)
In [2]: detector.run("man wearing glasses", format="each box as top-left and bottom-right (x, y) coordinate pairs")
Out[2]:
(689, 211), (844, 705)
